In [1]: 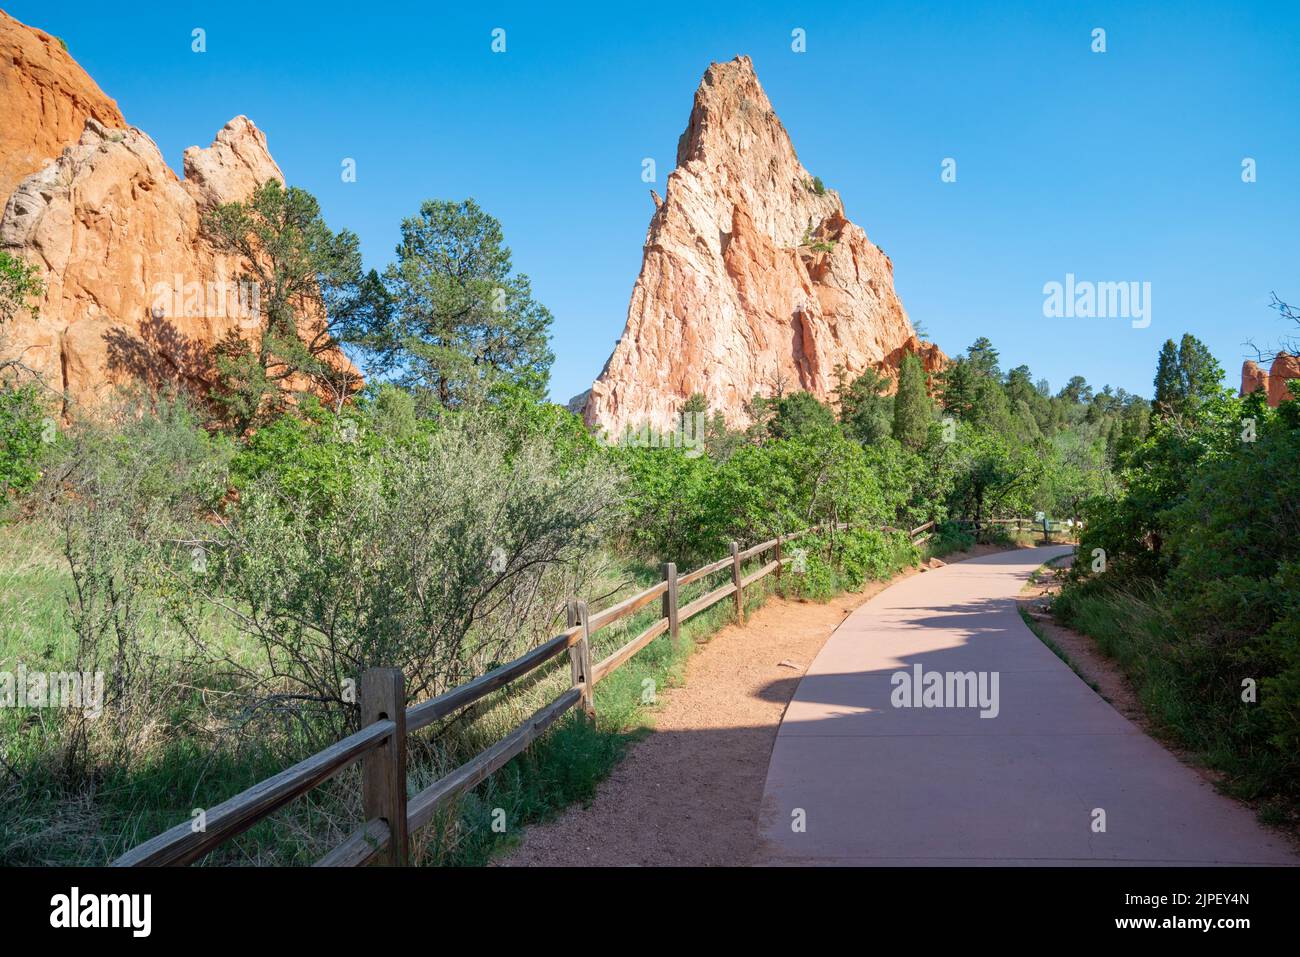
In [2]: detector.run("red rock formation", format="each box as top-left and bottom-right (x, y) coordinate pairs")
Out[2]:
(1240, 360), (1269, 399)
(1241, 355), (1300, 407)
(0, 13), (354, 414)
(0, 115), (283, 410)
(0, 10), (125, 203)
(584, 56), (943, 436)
(1267, 354), (1300, 406)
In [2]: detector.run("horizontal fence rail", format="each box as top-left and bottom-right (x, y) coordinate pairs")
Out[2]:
(115, 514), (1023, 867)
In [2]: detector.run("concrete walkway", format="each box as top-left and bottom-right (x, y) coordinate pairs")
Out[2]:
(757, 546), (1298, 866)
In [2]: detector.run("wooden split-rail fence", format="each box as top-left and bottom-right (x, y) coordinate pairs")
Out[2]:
(112, 518), (941, 867)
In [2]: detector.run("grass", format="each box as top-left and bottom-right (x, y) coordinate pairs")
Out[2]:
(1052, 577), (1296, 820)
(1017, 606), (1100, 693)
(0, 518), (853, 867)
(0, 512), (927, 866)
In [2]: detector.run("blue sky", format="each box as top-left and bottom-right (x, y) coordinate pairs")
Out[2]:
(9, 0), (1299, 401)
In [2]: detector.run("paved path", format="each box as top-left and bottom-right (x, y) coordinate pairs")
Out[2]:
(757, 546), (1297, 866)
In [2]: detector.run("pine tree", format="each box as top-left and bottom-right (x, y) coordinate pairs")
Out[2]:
(838, 367), (893, 446)
(377, 199), (555, 409)
(1153, 339), (1181, 415)
(1152, 334), (1223, 417)
(892, 351), (932, 450)
(1176, 333), (1224, 410)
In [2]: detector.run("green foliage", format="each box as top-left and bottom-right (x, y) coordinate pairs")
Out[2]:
(1066, 369), (1300, 803)
(374, 198), (555, 409)
(778, 527), (917, 601)
(1152, 333), (1224, 418)
(837, 527), (919, 588)
(1, 388), (625, 863)
(0, 251), (45, 327)
(944, 422), (1043, 535)
(927, 521), (975, 556)
(203, 181), (382, 432)
(619, 418), (912, 567)
(811, 176), (826, 195)
(762, 390), (838, 442)
(0, 384), (51, 501)
(836, 365), (893, 446)
(782, 541), (837, 601)
(891, 351), (932, 450)
(25, 391), (234, 783)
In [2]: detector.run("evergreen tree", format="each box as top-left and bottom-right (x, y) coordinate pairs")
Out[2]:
(1177, 333), (1224, 410)
(938, 356), (978, 420)
(1152, 333), (1224, 417)
(204, 182), (383, 432)
(376, 199), (554, 408)
(966, 337), (1001, 379)
(1057, 375), (1093, 404)
(768, 391), (837, 441)
(837, 366), (894, 446)
(1153, 339), (1182, 414)
(892, 351), (932, 450)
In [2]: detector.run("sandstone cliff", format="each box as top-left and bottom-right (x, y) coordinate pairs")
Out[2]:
(0, 12), (348, 414)
(0, 112), (285, 410)
(1241, 355), (1300, 407)
(584, 56), (943, 436)
(0, 10), (125, 203)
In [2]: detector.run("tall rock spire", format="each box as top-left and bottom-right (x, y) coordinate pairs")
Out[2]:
(584, 55), (943, 436)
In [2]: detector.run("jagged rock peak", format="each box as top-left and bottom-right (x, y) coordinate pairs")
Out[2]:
(584, 56), (943, 437)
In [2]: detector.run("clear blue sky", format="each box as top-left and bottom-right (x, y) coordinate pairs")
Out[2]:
(9, 0), (1299, 401)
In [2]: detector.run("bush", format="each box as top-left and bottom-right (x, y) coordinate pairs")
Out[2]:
(618, 425), (907, 567)
(26, 390), (233, 783)
(0, 383), (51, 502)
(927, 521), (974, 556)
(1063, 391), (1300, 804)
(837, 527), (918, 588)
(207, 405), (622, 742)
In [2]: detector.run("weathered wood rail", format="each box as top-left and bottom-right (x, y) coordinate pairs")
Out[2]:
(113, 519), (941, 867)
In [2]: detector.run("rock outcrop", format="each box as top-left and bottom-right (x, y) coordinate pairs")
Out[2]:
(0, 12), (351, 414)
(1241, 360), (1269, 400)
(584, 56), (943, 436)
(1241, 354), (1300, 406)
(0, 10), (125, 203)
(0, 114), (286, 410)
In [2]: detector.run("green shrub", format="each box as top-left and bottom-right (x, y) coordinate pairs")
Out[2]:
(0, 384), (51, 501)
(1061, 391), (1300, 803)
(927, 521), (974, 556)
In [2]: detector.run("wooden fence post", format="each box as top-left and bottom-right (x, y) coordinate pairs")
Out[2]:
(774, 534), (783, 588)
(661, 562), (679, 647)
(361, 667), (408, 866)
(568, 599), (594, 717)
(730, 541), (744, 624)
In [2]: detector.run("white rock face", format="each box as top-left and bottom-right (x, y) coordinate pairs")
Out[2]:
(584, 56), (943, 437)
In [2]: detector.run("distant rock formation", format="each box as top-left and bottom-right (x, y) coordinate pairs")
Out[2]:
(1241, 354), (1300, 407)
(0, 12), (352, 414)
(584, 55), (944, 437)
(1241, 360), (1269, 399)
